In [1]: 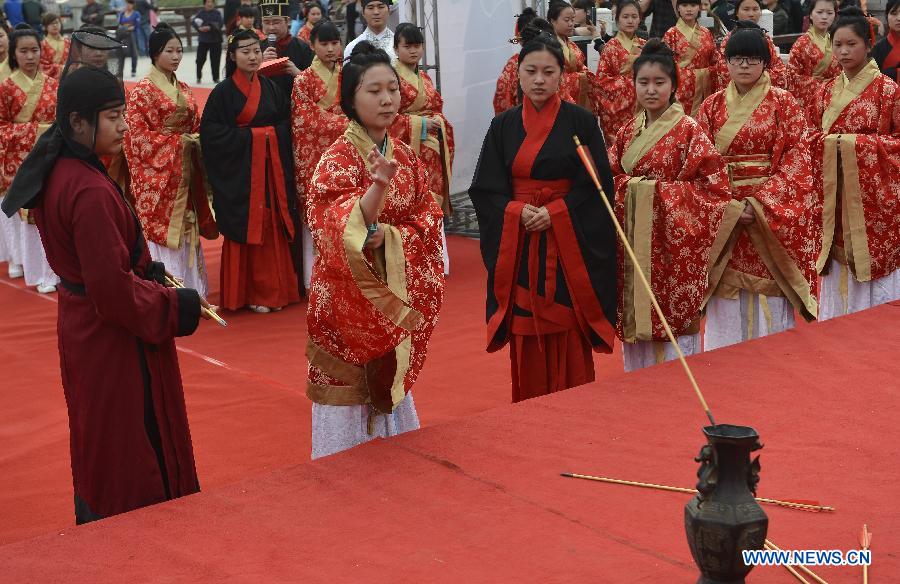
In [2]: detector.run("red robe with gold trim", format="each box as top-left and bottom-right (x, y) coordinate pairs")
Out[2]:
(610, 104), (741, 341)
(291, 58), (347, 215)
(663, 21), (719, 116)
(713, 31), (788, 91)
(810, 61), (900, 282)
(787, 29), (840, 124)
(596, 34), (646, 146)
(0, 71), (58, 197)
(305, 123), (444, 412)
(696, 76), (818, 319)
(470, 95), (618, 402)
(124, 69), (217, 253)
(297, 23), (312, 44)
(390, 62), (455, 214)
(559, 36), (598, 115)
(40, 36), (71, 79)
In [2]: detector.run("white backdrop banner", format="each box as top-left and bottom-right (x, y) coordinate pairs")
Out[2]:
(437, 0), (522, 195)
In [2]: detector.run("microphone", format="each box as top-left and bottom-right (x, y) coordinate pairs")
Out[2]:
(267, 34), (277, 52)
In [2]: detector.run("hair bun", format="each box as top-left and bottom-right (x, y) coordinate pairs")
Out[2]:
(733, 19), (764, 30)
(350, 40), (381, 58)
(153, 22), (173, 32)
(837, 5), (865, 17)
(13, 23), (34, 31)
(520, 17), (554, 45)
(518, 7), (537, 17)
(641, 38), (675, 58)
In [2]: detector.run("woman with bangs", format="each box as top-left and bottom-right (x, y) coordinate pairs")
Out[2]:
(696, 23), (819, 349)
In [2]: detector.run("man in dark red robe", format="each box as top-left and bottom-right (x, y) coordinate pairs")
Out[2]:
(2, 66), (205, 524)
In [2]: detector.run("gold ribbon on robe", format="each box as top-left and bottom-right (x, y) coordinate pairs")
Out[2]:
(45, 35), (66, 64)
(10, 70), (48, 221)
(0, 61), (10, 83)
(311, 56), (340, 110)
(615, 31), (642, 75)
(807, 28), (834, 78)
(715, 72), (771, 156)
(306, 122), (422, 421)
(394, 60), (453, 215)
(674, 19), (711, 116)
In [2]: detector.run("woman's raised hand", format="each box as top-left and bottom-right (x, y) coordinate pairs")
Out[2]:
(368, 145), (399, 188)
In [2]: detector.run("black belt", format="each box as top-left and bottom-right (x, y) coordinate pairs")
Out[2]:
(59, 278), (86, 296)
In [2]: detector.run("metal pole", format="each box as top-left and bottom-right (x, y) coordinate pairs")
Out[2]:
(432, 0), (441, 92)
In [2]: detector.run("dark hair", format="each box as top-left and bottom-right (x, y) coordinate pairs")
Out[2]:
(303, 1), (324, 17)
(518, 30), (565, 70)
(42, 12), (61, 27)
(830, 7), (872, 45)
(225, 28), (260, 77)
(616, 0), (643, 22)
(340, 41), (399, 126)
(632, 39), (678, 100)
(237, 5), (257, 18)
(548, 1), (573, 22)
(724, 21), (771, 65)
(887, 0), (900, 14)
(8, 24), (40, 70)
(734, 0), (764, 13)
(808, 0), (838, 14)
(310, 20), (341, 44)
(394, 22), (425, 47)
(515, 7), (537, 37)
(519, 18), (554, 45)
(149, 22), (181, 64)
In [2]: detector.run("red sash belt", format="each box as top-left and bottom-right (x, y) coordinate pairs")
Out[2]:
(510, 177), (573, 341)
(724, 154), (772, 183)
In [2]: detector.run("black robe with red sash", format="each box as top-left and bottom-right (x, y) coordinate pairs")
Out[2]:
(469, 96), (618, 357)
(873, 31), (900, 82)
(32, 152), (202, 524)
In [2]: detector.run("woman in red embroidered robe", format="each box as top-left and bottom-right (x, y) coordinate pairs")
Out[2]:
(39, 13), (70, 79)
(811, 8), (900, 320)
(873, 0), (900, 81)
(0, 27), (9, 84)
(125, 24), (217, 298)
(596, 0), (645, 146)
(200, 29), (300, 313)
(0, 25), (17, 274)
(306, 42), (444, 459)
(787, 0), (839, 122)
(390, 23), (454, 274)
(713, 2), (788, 90)
(493, 15), (566, 115)
(609, 41), (742, 371)
(471, 34), (617, 403)
(696, 26), (819, 350)
(0, 25), (59, 292)
(291, 21), (346, 289)
(663, 0), (720, 116)
(550, 1), (597, 114)
(296, 1), (323, 44)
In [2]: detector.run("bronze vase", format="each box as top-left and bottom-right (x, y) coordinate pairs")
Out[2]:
(684, 424), (768, 584)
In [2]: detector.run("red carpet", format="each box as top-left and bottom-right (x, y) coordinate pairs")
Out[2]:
(0, 236), (623, 545)
(1, 301), (897, 582)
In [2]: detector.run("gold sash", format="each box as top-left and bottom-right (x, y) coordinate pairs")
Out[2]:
(148, 65), (180, 103)
(615, 31), (641, 75)
(621, 177), (657, 341)
(621, 103), (684, 175)
(675, 19), (699, 68)
(807, 28), (833, 78)
(311, 56), (340, 110)
(10, 70), (46, 123)
(0, 60), (10, 83)
(714, 72), (771, 155)
(821, 59), (880, 134)
(45, 35), (65, 64)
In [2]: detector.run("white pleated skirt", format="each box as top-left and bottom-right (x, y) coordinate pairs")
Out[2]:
(20, 221), (58, 287)
(818, 259), (900, 321)
(147, 240), (209, 300)
(311, 392), (420, 460)
(0, 207), (22, 267)
(704, 291), (795, 351)
(623, 333), (701, 372)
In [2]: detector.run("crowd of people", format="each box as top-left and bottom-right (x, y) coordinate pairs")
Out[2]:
(0, 0), (897, 530)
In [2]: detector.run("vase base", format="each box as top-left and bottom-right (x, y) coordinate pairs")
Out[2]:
(697, 577), (745, 584)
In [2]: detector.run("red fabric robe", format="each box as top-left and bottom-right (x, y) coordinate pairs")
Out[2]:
(596, 34), (646, 146)
(714, 31), (788, 91)
(390, 61), (455, 215)
(297, 22), (312, 43)
(810, 60), (900, 282)
(696, 75), (819, 319)
(40, 36), (71, 79)
(559, 36), (598, 114)
(663, 20), (719, 116)
(610, 104), (742, 341)
(32, 155), (201, 523)
(124, 68), (217, 252)
(493, 53), (574, 115)
(0, 71), (57, 197)
(291, 58), (347, 215)
(305, 122), (444, 414)
(787, 29), (840, 124)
